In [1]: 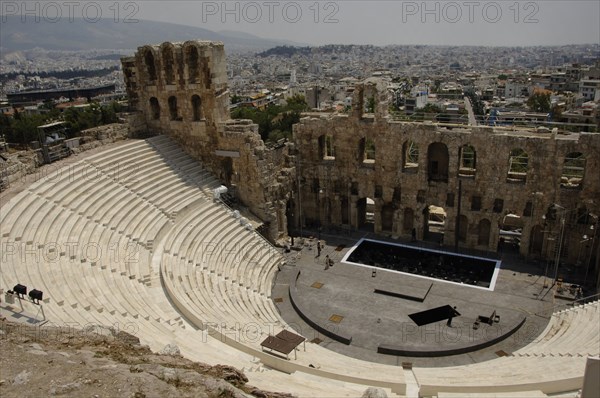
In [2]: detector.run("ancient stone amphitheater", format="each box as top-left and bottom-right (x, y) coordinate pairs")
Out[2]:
(1, 40), (599, 397)
(2, 134), (599, 397)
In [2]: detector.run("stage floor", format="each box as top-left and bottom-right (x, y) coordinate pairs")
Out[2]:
(273, 232), (557, 367)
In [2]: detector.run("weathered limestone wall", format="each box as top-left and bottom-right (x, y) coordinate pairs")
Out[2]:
(293, 86), (600, 267)
(121, 41), (295, 240)
(122, 40), (599, 277)
(0, 123), (130, 191)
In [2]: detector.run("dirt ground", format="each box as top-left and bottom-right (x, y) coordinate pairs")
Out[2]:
(0, 320), (293, 398)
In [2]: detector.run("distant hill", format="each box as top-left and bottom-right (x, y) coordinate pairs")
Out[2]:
(258, 45), (313, 58)
(0, 16), (302, 52)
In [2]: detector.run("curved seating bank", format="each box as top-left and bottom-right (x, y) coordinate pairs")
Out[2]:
(1, 136), (598, 397)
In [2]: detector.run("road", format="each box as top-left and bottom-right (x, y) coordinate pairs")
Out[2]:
(464, 96), (477, 126)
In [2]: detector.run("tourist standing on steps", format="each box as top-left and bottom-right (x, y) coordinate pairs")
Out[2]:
(324, 255), (330, 270)
(316, 240), (321, 257)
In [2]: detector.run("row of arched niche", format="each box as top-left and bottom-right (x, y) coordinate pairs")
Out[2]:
(147, 95), (202, 122)
(318, 136), (586, 187)
(140, 43), (210, 87)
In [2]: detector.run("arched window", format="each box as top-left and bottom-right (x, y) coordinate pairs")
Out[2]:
(458, 145), (476, 177)
(359, 137), (376, 163)
(403, 208), (414, 233)
(402, 141), (419, 171)
(149, 97), (160, 120)
(561, 152), (585, 188)
(144, 49), (157, 83)
(381, 203), (394, 232)
(168, 96), (179, 121)
(191, 95), (202, 121)
(529, 225), (544, 255)
(186, 45), (199, 84)
(427, 142), (449, 182)
(478, 219), (491, 246)
(507, 148), (528, 182)
(162, 46), (175, 85)
(318, 135), (335, 159)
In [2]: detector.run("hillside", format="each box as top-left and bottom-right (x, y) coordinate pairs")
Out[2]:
(0, 319), (292, 398)
(0, 16), (301, 52)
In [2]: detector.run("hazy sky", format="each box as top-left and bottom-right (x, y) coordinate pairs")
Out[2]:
(135, 0), (600, 46)
(6, 1), (600, 46)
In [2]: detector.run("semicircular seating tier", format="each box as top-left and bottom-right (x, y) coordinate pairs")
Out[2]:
(0, 136), (403, 397)
(1, 135), (598, 397)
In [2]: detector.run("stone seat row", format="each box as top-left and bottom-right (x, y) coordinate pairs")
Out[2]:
(155, 181), (407, 395)
(163, 204), (281, 297)
(414, 354), (587, 396)
(514, 301), (600, 357)
(162, 255), (269, 338)
(160, 204), (285, 323)
(1, 199), (178, 327)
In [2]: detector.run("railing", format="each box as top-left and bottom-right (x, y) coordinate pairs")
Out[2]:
(388, 112), (599, 132)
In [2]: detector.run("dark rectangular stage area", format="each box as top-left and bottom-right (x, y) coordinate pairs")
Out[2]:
(342, 238), (501, 290)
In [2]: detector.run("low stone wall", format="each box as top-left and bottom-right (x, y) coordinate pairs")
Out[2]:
(0, 150), (41, 189)
(72, 123), (130, 153)
(0, 123), (130, 191)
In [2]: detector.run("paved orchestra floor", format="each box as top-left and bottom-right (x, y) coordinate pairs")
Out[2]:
(273, 231), (557, 367)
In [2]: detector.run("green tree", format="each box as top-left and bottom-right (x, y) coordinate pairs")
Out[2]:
(422, 103), (442, 114)
(11, 112), (45, 145)
(285, 95), (309, 111)
(527, 92), (551, 113)
(230, 94), (244, 104)
(464, 89), (485, 116)
(366, 96), (376, 113)
(231, 95), (308, 142)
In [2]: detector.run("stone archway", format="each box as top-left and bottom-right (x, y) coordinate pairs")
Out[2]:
(381, 203), (394, 233)
(424, 205), (447, 243)
(529, 224), (544, 255)
(341, 196), (350, 225)
(403, 207), (414, 234)
(499, 213), (523, 253)
(357, 197), (375, 232)
(478, 219), (491, 247)
(427, 142), (449, 182)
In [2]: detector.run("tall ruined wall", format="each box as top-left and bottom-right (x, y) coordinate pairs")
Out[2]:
(121, 41), (229, 160)
(293, 84), (600, 268)
(122, 41), (599, 278)
(122, 41), (294, 240)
